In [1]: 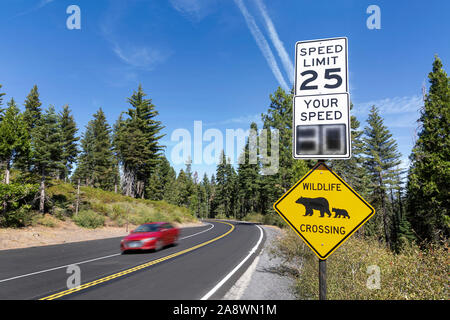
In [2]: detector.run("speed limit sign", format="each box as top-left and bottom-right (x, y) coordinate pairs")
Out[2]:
(293, 37), (351, 159)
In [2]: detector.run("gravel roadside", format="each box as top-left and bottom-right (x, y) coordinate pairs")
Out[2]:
(223, 225), (297, 300)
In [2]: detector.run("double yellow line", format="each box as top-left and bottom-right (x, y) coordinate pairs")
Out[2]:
(39, 221), (234, 300)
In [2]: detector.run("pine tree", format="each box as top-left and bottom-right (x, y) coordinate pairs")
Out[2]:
(114, 85), (165, 198)
(146, 155), (176, 201)
(213, 151), (228, 217)
(199, 173), (211, 218)
(58, 105), (79, 181)
(212, 151), (237, 218)
(363, 105), (402, 247)
(261, 87), (294, 193)
(0, 98), (29, 184)
(75, 108), (116, 190)
(0, 84), (5, 120)
(331, 103), (369, 197)
(237, 122), (261, 217)
(407, 56), (450, 242)
(73, 122), (95, 186)
(31, 106), (64, 213)
(16, 86), (42, 175)
(175, 169), (190, 207)
(23, 85), (42, 130)
(259, 87), (308, 216)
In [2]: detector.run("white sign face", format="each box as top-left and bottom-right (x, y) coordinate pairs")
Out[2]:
(293, 37), (351, 159)
(295, 37), (348, 96)
(293, 93), (351, 158)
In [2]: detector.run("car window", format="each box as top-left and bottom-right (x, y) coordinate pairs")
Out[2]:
(134, 224), (159, 232)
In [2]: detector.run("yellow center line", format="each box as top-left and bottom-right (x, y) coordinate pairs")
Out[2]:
(39, 221), (235, 300)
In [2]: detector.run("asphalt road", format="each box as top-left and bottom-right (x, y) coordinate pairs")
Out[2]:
(0, 220), (264, 300)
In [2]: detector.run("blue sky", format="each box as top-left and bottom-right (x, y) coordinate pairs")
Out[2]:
(1, 0), (449, 178)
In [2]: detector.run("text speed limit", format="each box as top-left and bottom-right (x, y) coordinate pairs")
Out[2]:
(295, 38), (348, 96)
(293, 37), (350, 159)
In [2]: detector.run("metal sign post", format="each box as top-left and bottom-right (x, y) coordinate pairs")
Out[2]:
(319, 259), (327, 300)
(318, 159), (327, 301)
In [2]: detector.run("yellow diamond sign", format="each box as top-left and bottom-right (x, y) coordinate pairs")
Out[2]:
(274, 162), (375, 260)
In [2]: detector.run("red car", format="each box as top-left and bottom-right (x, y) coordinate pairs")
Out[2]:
(121, 222), (179, 253)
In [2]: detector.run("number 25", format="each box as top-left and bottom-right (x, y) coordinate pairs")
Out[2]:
(299, 68), (343, 91)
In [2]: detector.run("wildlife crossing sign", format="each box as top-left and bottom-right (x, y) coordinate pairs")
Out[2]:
(273, 162), (375, 260)
(293, 37), (351, 159)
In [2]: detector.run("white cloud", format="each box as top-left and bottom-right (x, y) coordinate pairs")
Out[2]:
(254, 0), (294, 84)
(11, 0), (55, 19)
(99, 2), (171, 72)
(112, 43), (170, 71)
(234, 0), (289, 92)
(38, 0), (55, 8)
(169, 0), (216, 21)
(354, 95), (423, 116)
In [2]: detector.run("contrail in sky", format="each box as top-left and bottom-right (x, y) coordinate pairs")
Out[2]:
(254, 0), (294, 84)
(234, 0), (289, 91)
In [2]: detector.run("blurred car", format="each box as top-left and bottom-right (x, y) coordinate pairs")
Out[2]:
(120, 222), (179, 253)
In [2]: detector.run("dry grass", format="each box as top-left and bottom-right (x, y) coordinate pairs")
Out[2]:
(271, 228), (449, 300)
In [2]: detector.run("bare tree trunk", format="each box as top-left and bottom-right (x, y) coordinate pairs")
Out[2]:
(2, 161), (9, 212)
(136, 180), (145, 199)
(5, 161), (10, 185)
(379, 173), (390, 248)
(39, 175), (45, 214)
(75, 179), (80, 216)
(123, 168), (135, 198)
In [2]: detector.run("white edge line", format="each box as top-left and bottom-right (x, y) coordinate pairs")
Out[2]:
(179, 222), (214, 240)
(200, 224), (264, 300)
(0, 222), (214, 284)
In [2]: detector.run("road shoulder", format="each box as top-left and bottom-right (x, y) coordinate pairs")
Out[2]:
(223, 225), (297, 300)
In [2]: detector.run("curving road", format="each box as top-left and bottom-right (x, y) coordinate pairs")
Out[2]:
(0, 220), (264, 300)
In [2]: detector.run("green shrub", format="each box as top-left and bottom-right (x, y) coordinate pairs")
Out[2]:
(271, 229), (449, 300)
(53, 207), (68, 221)
(214, 213), (228, 220)
(243, 213), (264, 223)
(34, 214), (57, 227)
(72, 210), (105, 229)
(0, 183), (38, 227)
(243, 212), (285, 227)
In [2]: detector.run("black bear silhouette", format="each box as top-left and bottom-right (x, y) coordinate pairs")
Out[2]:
(296, 197), (331, 218)
(332, 208), (350, 219)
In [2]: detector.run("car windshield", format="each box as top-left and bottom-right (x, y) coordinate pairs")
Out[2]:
(134, 224), (159, 232)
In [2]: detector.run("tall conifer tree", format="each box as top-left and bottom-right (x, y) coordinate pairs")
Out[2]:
(0, 99), (29, 184)
(363, 106), (402, 246)
(114, 85), (165, 198)
(23, 85), (42, 130)
(31, 106), (64, 213)
(407, 56), (450, 242)
(75, 108), (116, 190)
(58, 105), (79, 180)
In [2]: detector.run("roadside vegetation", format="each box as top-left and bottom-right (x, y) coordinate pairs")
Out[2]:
(271, 229), (448, 300)
(267, 56), (449, 300)
(0, 56), (448, 299)
(0, 180), (196, 229)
